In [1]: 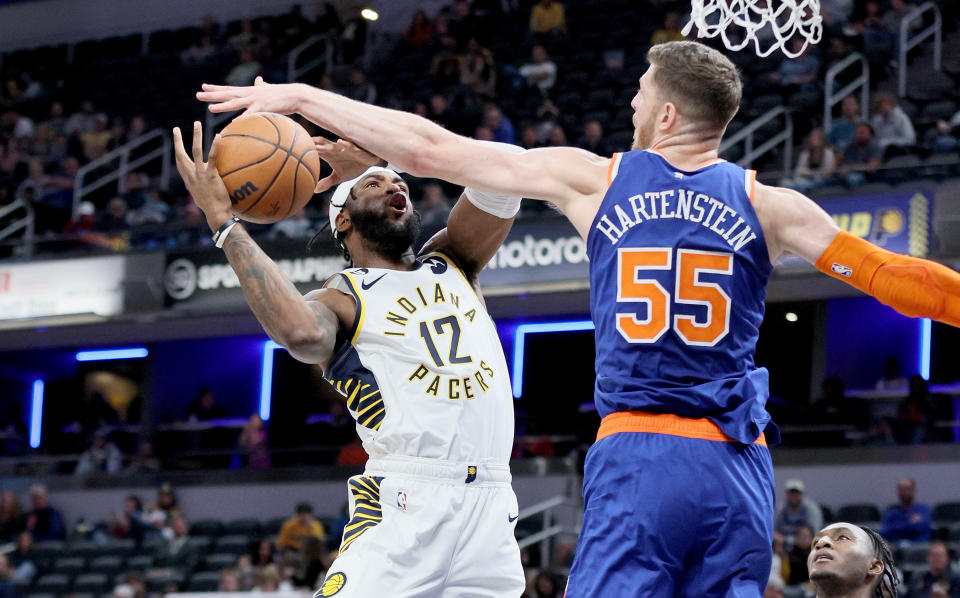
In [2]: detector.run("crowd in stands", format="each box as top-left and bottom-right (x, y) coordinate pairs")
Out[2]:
(0, 474), (956, 597)
(766, 477), (960, 598)
(0, 481), (583, 597)
(3, 0), (953, 257)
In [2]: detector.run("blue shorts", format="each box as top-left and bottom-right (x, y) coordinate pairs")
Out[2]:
(565, 429), (774, 598)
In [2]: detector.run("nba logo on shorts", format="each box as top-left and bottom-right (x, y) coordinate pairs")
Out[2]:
(831, 262), (853, 277)
(397, 491), (407, 511)
(465, 465), (477, 484)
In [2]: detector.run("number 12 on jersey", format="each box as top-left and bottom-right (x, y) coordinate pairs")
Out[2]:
(616, 247), (733, 347)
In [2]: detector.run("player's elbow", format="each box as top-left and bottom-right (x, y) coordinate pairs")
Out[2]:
(278, 327), (333, 364)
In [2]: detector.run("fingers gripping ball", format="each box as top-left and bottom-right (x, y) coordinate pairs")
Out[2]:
(216, 113), (320, 223)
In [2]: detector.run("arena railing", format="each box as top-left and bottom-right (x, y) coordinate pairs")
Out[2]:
(823, 52), (869, 135)
(718, 106), (794, 177)
(898, 1), (942, 97)
(0, 189), (35, 256)
(287, 34), (338, 84)
(71, 128), (172, 220)
(516, 495), (582, 570)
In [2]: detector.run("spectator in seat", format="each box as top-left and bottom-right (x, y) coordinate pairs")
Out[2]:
(460, 38), (497, 99)
(546, 123), (568, 146)
(908, 542), (960, 598)
(788, 524), (815, 586)
(775, 479), (824, 541)
(419, 183), (452, 240)
(519, 45), (557, 96)
(875, 357), (909, 391)
(769, 38), (820, 94)
(64, 100), (102, 136)
(520, 124), (542, 149)
(930, 120), (959, 153)
(529, 0), (566, 40)
(268, 207), (312, 240)
(894, 375), (934, 444)
(405, 10), (433, 48)
(0, 555), (17, 598)
(789, 128), (834, 192)
(153, 514), (201, 574)
(870, 92), (916, 155)
(185, 387), (226, 421)
(75, 428), (123, 476)
(770, 531), (790, 588)
(576, 120), (612, 156)
(276, 502), (326, 552)
(96, 197), (130, 232)
(880, 477), (932, 543)
(314, 3), (341, 37)
(238, 413), (270, 469)
(342, 68), (377, 105)
(23, 484), (65, 541)
(9, 531), (37, 583)
(830, 123), (882, 186)
(828, 95), (862, 149)
(0, 490), (21, 542)
(225, 48), (262, 87)
(219, 568), (241, 592)
(651, 12), (686, 45)
(483, 103), (516, 144)
(252, 538), (275, 568)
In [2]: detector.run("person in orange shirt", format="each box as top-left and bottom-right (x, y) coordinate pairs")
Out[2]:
(275, 502), (325, 552)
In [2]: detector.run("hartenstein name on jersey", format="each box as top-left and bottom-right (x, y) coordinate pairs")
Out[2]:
(595, 188), (758, 250)
(379, 280), (499, 401)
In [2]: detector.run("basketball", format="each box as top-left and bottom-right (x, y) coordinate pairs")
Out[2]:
(215, 112), (320, 224)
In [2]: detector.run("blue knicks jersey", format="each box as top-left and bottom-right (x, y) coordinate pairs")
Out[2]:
(587, 150), (774, 444)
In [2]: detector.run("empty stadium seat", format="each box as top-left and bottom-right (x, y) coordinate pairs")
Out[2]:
(185, 536), (213, 552)
(214, 535), (251, 554)
(146, 570), (186, 593)
(31, 540), (66, 562)
(90, 555), (125, 575)
(68, 540), (103, 559)
(263, 517), (288, 535)
(52, 556), (86, 575)
(821, 505), (835, 524)
(126, 554), (155, 571)
(33, 573), (70, 595)
(223, 518), (262, 537)
(899, 543), (932, 564)
(835, 504), (882, 524)
(188, 570), (223, 592)
(103, 538), (137, 557)
(933, 502), (960, 523)
(202, 552), (240, 572)
(190, 519), (225, 538)
(73, 572), (110, 594)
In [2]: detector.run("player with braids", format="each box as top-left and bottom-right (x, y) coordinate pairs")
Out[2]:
(809, 523), (900, 598)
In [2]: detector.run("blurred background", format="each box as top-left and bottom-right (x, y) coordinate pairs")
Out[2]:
(0, 0), (959, 597)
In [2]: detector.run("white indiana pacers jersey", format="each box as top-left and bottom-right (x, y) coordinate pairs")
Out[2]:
(324, 251), (514, 464)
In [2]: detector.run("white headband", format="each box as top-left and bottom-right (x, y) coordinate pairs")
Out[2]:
(328, 166), (400, 237)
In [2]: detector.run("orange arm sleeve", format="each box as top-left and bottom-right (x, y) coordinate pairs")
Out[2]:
(815, 231), (960, 327)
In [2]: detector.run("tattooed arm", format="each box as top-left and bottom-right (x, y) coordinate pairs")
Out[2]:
(172, 122), (351, 365)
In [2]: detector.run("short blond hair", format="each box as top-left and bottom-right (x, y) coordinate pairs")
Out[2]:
(647, 41), (742, 130)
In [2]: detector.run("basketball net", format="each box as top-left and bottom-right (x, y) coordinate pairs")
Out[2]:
(682, 0), (823, 58)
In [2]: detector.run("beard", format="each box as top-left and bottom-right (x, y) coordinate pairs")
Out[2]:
(632, 113), (656, 150)
(349, 207), (423, 262)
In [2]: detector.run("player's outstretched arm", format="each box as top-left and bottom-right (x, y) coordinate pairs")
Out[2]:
(755, 181), (960, 327)
(196, 79), (610, 232)
(172, 123), (343, 364)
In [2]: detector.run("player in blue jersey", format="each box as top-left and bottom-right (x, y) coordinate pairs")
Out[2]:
(198, 41), (960, 597)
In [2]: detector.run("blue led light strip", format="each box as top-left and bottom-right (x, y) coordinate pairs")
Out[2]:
(75, 347), (149, 362)
(260, 341), (282, 421)
(29, 379), (44, 449)
(918, 318), (931, 380)
(512, 320), (594, 398)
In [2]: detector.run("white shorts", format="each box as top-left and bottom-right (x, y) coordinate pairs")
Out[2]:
(315, 456), (525, 598)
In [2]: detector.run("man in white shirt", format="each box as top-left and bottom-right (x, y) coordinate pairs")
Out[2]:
(519, 45), (557, 94)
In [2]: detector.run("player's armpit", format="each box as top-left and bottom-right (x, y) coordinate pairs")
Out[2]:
(815, 231), (960, 326)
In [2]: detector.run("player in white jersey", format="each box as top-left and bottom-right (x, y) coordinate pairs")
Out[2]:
(172, 123), (525, 597)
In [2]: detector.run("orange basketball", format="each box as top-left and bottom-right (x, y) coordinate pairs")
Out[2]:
(215, 113), (320, 224)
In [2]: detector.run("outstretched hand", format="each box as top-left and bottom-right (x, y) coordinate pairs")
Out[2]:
(313, 137), (385, 193)
(197, 76), (304, 116)
(172, 121), (233, 231)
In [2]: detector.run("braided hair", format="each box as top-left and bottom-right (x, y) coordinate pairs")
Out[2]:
(860, 526), (899, 598)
